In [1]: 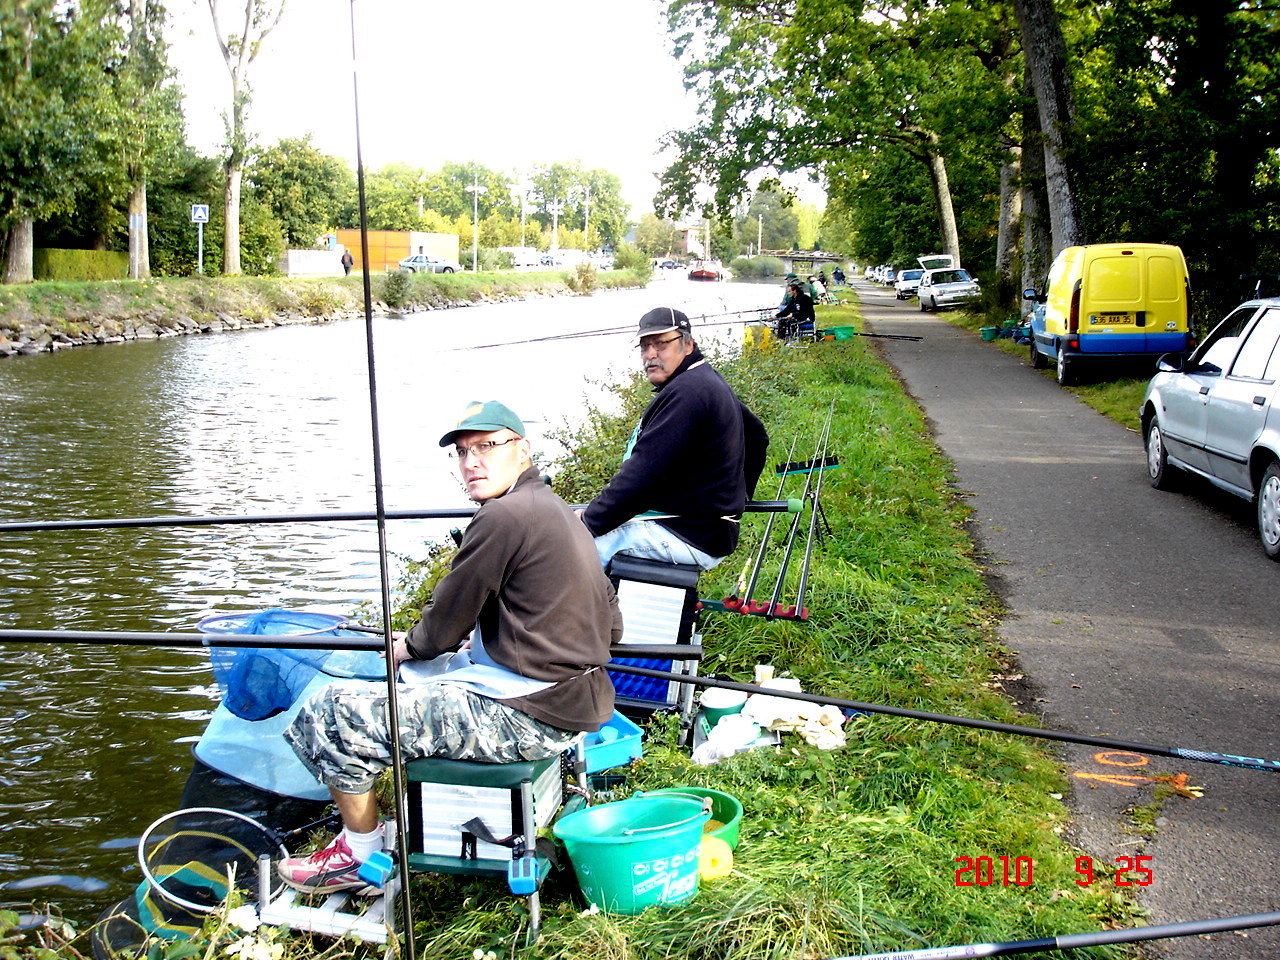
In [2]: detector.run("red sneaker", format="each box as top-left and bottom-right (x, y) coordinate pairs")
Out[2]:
(277, 834), (377, 895)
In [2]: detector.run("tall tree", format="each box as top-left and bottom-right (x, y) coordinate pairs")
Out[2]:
(206, 0), (284, 275)
(1012, 0), (1088, 253)
(115, 0), (185, 278)
(247, 135), (354, 246)
(0, 0), (117, 282)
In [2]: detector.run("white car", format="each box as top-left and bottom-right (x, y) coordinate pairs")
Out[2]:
(1141, 297), (1280, 559)
(894, 268), (925, 299)
(918, 267), (980, 312)
(398, 254), (461, 274)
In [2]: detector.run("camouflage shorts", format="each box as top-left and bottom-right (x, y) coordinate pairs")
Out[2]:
(283, 680), (578, 794)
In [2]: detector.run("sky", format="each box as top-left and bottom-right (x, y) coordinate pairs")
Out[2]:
(166, 0), (712, 214)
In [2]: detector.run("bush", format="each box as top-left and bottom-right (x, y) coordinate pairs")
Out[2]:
(33, 249), (128, 281)
(380, 269), (413, 309)
(565, 261), (598, 295)
(611, 242), (653, 279)
(728, 255), (788, 279)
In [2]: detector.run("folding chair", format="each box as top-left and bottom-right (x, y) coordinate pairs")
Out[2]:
(604, 554), (704, 734)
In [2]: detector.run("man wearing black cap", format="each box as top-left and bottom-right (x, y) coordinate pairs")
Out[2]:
(579, 308), (768, 570)
(278, 400), (620, 895)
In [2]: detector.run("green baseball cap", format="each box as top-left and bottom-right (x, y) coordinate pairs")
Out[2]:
(438, 400), (526, 447)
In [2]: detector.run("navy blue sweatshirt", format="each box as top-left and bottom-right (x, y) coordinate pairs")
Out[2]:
(582, 348), (768, 558)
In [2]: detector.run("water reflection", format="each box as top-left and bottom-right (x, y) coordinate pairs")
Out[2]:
(0, 279), (774, 923)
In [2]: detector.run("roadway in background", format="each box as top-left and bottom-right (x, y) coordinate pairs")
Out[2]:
(852, 276), (1280, 959)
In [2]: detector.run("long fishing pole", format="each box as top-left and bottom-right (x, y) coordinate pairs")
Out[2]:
(346, 1), (415, 951)
(831, 909), (1280, 959)
(458, 306), (776, 351)
(0, 500), (797, 534)
(5, 626), (1280, 774)
(792, 400), (837, 614)
(736, 435), (800, 605)
(764, 404), (835, 618)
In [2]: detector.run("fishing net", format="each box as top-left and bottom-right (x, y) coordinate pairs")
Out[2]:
(198, 609), (349, 721)
(134, 806), (287, 938)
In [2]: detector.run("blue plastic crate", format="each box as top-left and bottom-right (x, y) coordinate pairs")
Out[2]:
(583, 711), (643, 773)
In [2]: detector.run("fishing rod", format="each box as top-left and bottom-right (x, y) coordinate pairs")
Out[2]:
(346, 1), (416, 950)
(5, 625), (1280, 776)
(732, 435), (800, 607)
(0, 500), (798, 534)
(792, 401), (837, 614)
(832, 909), (1280, 959)
(596, 664), (1280, 775)
(458, 306), (777, 351)
(762, 403), (836, 619)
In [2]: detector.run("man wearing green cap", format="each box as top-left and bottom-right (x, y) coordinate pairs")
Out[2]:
(278, 400), (621, 895)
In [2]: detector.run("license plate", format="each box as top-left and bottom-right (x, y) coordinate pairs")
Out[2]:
(1089, 312), (1135, 325)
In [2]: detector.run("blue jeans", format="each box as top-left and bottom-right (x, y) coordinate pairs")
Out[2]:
(593, 519), (723, 571)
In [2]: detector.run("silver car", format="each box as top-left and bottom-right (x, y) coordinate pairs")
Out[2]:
(1141, 297), (1280, 559)
(398, 254), (461, 274)
(917, 267), (980, 311)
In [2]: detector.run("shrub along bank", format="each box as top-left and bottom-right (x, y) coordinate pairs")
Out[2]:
(0, 269), (647, 356)
(2, 303), (1134, 959)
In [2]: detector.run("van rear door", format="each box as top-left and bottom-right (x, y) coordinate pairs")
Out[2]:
(1079, 253), (1146, 354)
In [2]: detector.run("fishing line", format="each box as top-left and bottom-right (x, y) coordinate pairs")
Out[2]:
(736, 435), (800, 604)
(457, 306), (775, 351)
(346, 1), (415, 950)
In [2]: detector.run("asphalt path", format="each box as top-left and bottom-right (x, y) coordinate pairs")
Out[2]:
(850, 278), (1280, 958)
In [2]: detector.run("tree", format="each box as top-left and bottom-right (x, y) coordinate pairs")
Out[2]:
(206, 0), (285, 275)
(247, 136), (354, 247)
(114, 0), (186, 278)
(0, 0), (118, 282)
(1012, 0), (1088, 253)
(658, 0), (1019, 267)
(634, 212), (684, 258)
(526, 162), (628, 249)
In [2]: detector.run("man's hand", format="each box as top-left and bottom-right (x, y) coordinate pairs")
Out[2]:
(391, 637), (415, 666)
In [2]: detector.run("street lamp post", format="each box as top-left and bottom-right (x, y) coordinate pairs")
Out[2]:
(464, 173), (488, 272)
(757, 213), (763, 254)
(581, 185), (592, 255)
(547, 200), (565, 259)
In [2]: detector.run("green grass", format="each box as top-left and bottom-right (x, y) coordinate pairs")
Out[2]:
(6, 301), (1140, 959)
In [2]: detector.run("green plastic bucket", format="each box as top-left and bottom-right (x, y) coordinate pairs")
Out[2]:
(635, 788), (743, 850)
(553, 795), (711, 914)
(980, 326), (999, 341)
(832, 325), (856, 340)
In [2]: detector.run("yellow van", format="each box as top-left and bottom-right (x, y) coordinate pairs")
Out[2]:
(1024, 243), (1192, 385)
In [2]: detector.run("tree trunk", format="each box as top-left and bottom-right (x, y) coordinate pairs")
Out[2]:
(3, 218), (34, 284)
(128, 178), (150, 279)
(995, 144), (1022, 282)
(1019, 77), (1052, 317)
(223, 164), (242, 275)
(1013, 0), (1087, 253)
(922, 137), (961, 263)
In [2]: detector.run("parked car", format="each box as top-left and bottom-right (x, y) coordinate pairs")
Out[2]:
(398, 254), (461, 274)
(659, 260), (682, 270)
(1141, 297), (1280, 559)
(894, 268), (925, 300)
(1025, 243), (1192, 386)
(918, 267), (980, 312)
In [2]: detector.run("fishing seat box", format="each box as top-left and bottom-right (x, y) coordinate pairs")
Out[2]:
(403, 755), (564, 873)
(605, 554), (703, 723)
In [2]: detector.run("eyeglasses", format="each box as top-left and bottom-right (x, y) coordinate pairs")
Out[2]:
(447, 437), (519, 460)
(638, 334), (683, 353)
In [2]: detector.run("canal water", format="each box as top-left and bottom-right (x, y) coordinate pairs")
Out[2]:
(0, 277), (775, 926)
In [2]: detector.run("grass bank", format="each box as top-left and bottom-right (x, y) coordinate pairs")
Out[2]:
(377, 305), (1132, 958)
(3, 302), (1134, 958)
(0, 269), (646, 342)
